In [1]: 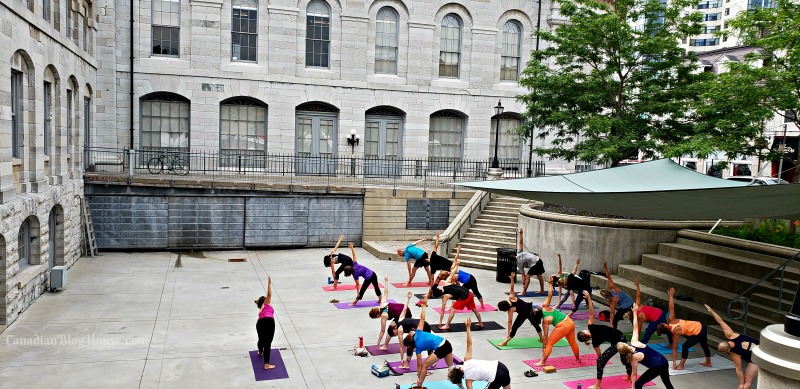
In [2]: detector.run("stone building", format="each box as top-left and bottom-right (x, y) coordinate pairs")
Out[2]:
(0, 0), (96, 326)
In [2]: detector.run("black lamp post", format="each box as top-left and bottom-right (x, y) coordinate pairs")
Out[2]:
(491, 100), (504, 169)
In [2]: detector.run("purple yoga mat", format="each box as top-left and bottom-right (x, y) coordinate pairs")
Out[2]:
(387, 355), (463, 374)
(333, 299), (397, 309)
(366, 343), (402, 356)
(568, 311), (593, 320)
(248, 349), (289, 381)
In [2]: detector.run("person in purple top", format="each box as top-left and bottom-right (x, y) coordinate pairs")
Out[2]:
(343, 243), (382, 305)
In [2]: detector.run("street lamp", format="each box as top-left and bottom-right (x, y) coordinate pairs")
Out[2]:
(491, 100), (504, 169)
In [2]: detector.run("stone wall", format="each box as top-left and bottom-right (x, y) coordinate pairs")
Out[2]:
(362, 188), (473, 241)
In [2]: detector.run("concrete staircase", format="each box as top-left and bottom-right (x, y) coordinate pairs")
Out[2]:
(591, 233), (800, 345)
(449, 195), (529, 270)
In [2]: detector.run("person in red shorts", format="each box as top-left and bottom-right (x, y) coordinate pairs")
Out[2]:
(430, 246), (484, 330)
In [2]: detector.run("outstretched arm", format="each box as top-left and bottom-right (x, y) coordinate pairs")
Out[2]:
(557, 253), (563, 274)
(705, 304), (736, 339)
(399, 291), (412, 319)
(350, 242), (357, 262)
(331, 234), (343, 255)
(433, 233), (440, 253)
(265, 277), (273, 305)
(634, 279), (641, 307)
(381, 275), (390, 303)
(543, 277), (554, 307)
(667, 287), (675, 322)
(631, 303), (640, 343)
(518, 228), (524, 250)
(412, 237), (426, 246)
(464, 318), (473, 361)
(509, 273), (517, 298)
(571, 258), (580, 275)
(585, 291), (594, 325)
(418, 299), (428, 330)
(603, 261), (617, 290)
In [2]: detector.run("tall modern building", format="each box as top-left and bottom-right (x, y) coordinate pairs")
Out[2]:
(681, 0), (773, 52)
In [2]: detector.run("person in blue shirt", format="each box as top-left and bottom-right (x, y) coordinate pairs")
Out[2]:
(404, 297), (455, 388)
(600, 261), (634, 329)
(397, 237), (432, 285)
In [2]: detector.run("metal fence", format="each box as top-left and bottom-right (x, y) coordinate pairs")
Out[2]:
(84, 147), (546, 190)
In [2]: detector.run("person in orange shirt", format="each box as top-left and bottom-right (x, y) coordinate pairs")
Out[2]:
(656, 287), (712, 370)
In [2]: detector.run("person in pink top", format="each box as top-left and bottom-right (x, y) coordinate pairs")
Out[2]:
(254, 277), (276, 370)
(625, 280), (672, 345)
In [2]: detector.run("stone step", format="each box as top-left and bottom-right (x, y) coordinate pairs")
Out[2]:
(451, 250), (498, 264)
(456, 258), (495, 271)
(611, 266), (783, 328)
(640, 254), (794, 302)
(458, 240), (514, 253)
(751, 292), (794, 311)
(473, 218), (517, 227)
(483, 204), (522, 213)
(676, 237), (797, 268)
(480, 210), (519, 220)
(659, 243), (800, 281)
(456, 246), (499, 258)
(467, 227), (515, 238)
(462, 232), (516, 244)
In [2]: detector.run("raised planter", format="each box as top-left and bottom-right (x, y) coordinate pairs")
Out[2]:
(518, 204), (745, 272)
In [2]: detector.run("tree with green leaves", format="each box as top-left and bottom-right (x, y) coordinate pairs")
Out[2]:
(518, 0), (730, 167)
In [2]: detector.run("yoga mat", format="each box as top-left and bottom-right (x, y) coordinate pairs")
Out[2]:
(365, 343), (402, 356)
(517, 290), (559, 297)
(248, 349), (289, 381)
(649, 342), (693, 354)
(668, 356), (734, 376)
(433, 304), (497, 314)
(567, 311), (593, 321)
(399, 380), (487, 389)
(332, 299), (397, 309)
(431, 321), (504, 333)
(557, 304), (586, 311)
(563, 375), (655, 389)
(387, 355), (463, 374)
(524, 354), (607, 371)
(393, 282), (431, 288)
(322, 283), (383, 292)
(624, 332), (663, 342)
(489, 336), (570, 350)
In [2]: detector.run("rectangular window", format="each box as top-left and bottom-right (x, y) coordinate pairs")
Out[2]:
(220, 102), (266, 167)
(725, 7), (730, 15)
(67, 89), (73, 153)
(11, 71), (22, 158)
(406, 200), (450, 230)
(44, 81), (52, 156)
(152, 0), (181, 56)
(84, 97), (91, 151)
(82, 6), (88, 50)
(232, 0), (257, 62)
(305, 6), (331, 67)
(141, 99), (190, 152)
(702, 25), (721, 34)
(44, 0), (51, 21)
(501, 24), (522, 81)
(375, 9), (399, 74)
(703, 13), (720, 21)
(66, 1), (71, 38)
(439, 22), (461, 78)
(690, 38), (719, 46)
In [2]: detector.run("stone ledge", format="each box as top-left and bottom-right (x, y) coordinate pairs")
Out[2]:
(520, 204), (743, 230)
(752, 325), (800, 381)
(13, 264), (47, 289)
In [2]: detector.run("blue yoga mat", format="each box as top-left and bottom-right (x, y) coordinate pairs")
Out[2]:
(400, 380), (488, 389)
(649, 342), (692, 354)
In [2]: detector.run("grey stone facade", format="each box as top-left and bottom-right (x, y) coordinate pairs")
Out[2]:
(0, 0), (94, 326)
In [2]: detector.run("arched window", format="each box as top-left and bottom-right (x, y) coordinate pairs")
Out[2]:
(439, 14), (462, 78)
(375, 7), (399, 74)
(220, 97), (267, 167)
(152, 0), (181, 56)
(306, 0), (331, 68)
(140, 93), (190, 152)
(501, 20), (522, 81)
(232, 0), (258, 62)
(429, 110), (466, 160)
(18, 219), (31, 271)
(490, 113), (524, 166)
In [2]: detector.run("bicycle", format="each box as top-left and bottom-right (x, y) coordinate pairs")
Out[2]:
(147, 153), (190, 175)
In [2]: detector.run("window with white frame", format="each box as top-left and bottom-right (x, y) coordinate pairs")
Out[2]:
(429, 110), (465, 160)
(140, 94), (190, 152)
(152, 0), (180, 56)
(375, 7), (398, 74)
(220, 98), (267, 167)
(439, 14), (462, 78)
(232, 0), (257, 62)
(501, 20), (522, 81)
(305, 0), (331, 68)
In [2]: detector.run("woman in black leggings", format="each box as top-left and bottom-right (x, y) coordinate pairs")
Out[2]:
(617, 303), (674, 389)
(255, 277), (276, 369)
(343, 243), (382, 305)
(576, 291), (631, 389)
(496, 273), (543, 347)
(555, 258), (593, 317)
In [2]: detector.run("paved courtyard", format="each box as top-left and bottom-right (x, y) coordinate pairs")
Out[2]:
(0, 248), (740, 388)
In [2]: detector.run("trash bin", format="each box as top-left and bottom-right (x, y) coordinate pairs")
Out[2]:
(496, 248), (517, 283)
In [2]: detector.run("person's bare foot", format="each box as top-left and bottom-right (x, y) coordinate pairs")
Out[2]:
(532, 360), (546, 366)
(538, 290), (545, 294)
(622, 376), (631, 383)
(477, 322), (484, 328)
(378, 345), (387, 351)
(673, 365), (685, 370)
(700, 362), (713, 367)
(405, 282), (411, 286)
(588, 384), (601, 389)
(263, 364), (275, 370)
(439, 324), (449, 330)
(257, 351), (262, 356)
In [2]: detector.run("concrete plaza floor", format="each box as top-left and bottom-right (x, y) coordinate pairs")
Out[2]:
(0, 248), (741, 388)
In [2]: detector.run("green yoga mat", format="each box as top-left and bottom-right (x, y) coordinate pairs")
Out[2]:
(489, 337), (570, 350)
(624, 332), (663, 342)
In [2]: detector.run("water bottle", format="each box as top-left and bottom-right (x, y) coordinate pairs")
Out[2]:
(577, 383), (582, 389)
(359, 336), (364, 348)
(328, 277), (333, 284)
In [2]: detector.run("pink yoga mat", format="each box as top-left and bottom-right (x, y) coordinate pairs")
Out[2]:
(365, 343), (401, 356)
(392, 282), (431, 288)
(524, 354), (608, 371)
(322, 283), (384, 292)
(433, 304), (497, 314)
(387, 355), (463, 374)
(563, 375), (655, 389)
(333, 299), (396, 309)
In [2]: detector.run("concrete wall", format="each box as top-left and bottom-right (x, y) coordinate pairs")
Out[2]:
(362, 188), (473, 241)
(518, 205), (726, 273)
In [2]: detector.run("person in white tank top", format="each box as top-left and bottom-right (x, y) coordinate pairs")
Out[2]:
(447, 318), (512, 389)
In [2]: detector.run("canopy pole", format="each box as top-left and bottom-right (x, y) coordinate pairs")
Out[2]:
(708, 219), (723, 234)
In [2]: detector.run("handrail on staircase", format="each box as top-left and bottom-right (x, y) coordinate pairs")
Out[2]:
(439, 190), (492, 257)
(727, 251), (800, 335)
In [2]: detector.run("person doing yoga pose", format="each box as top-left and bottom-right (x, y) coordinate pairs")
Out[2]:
(656, 287), (712, 370)
(404, 298), (455, 388)
(437, 252), (484, 309)
(323, 234), (358, 290)
(576, 291), (632, 389)
(600, 261), (634, 328)
(343, 243), (382, 305)
(513, 228), (545, 295)
(254, 277), (276, 370)
(617, 304), (675, 389)
(370, 279), (413, 349)
(428, 232), (454, 276)
(706, 304), (759, 389)
(397, 237), (433, 285)
(532, 276), (580, 366)
(496, 273), (543, 347)
(555, 257), (593, 317)
(448, 318), (512, 389)
(431, 247), (484, 330)
(625, 279), (671, 345)
(388, 315), (433, 368)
